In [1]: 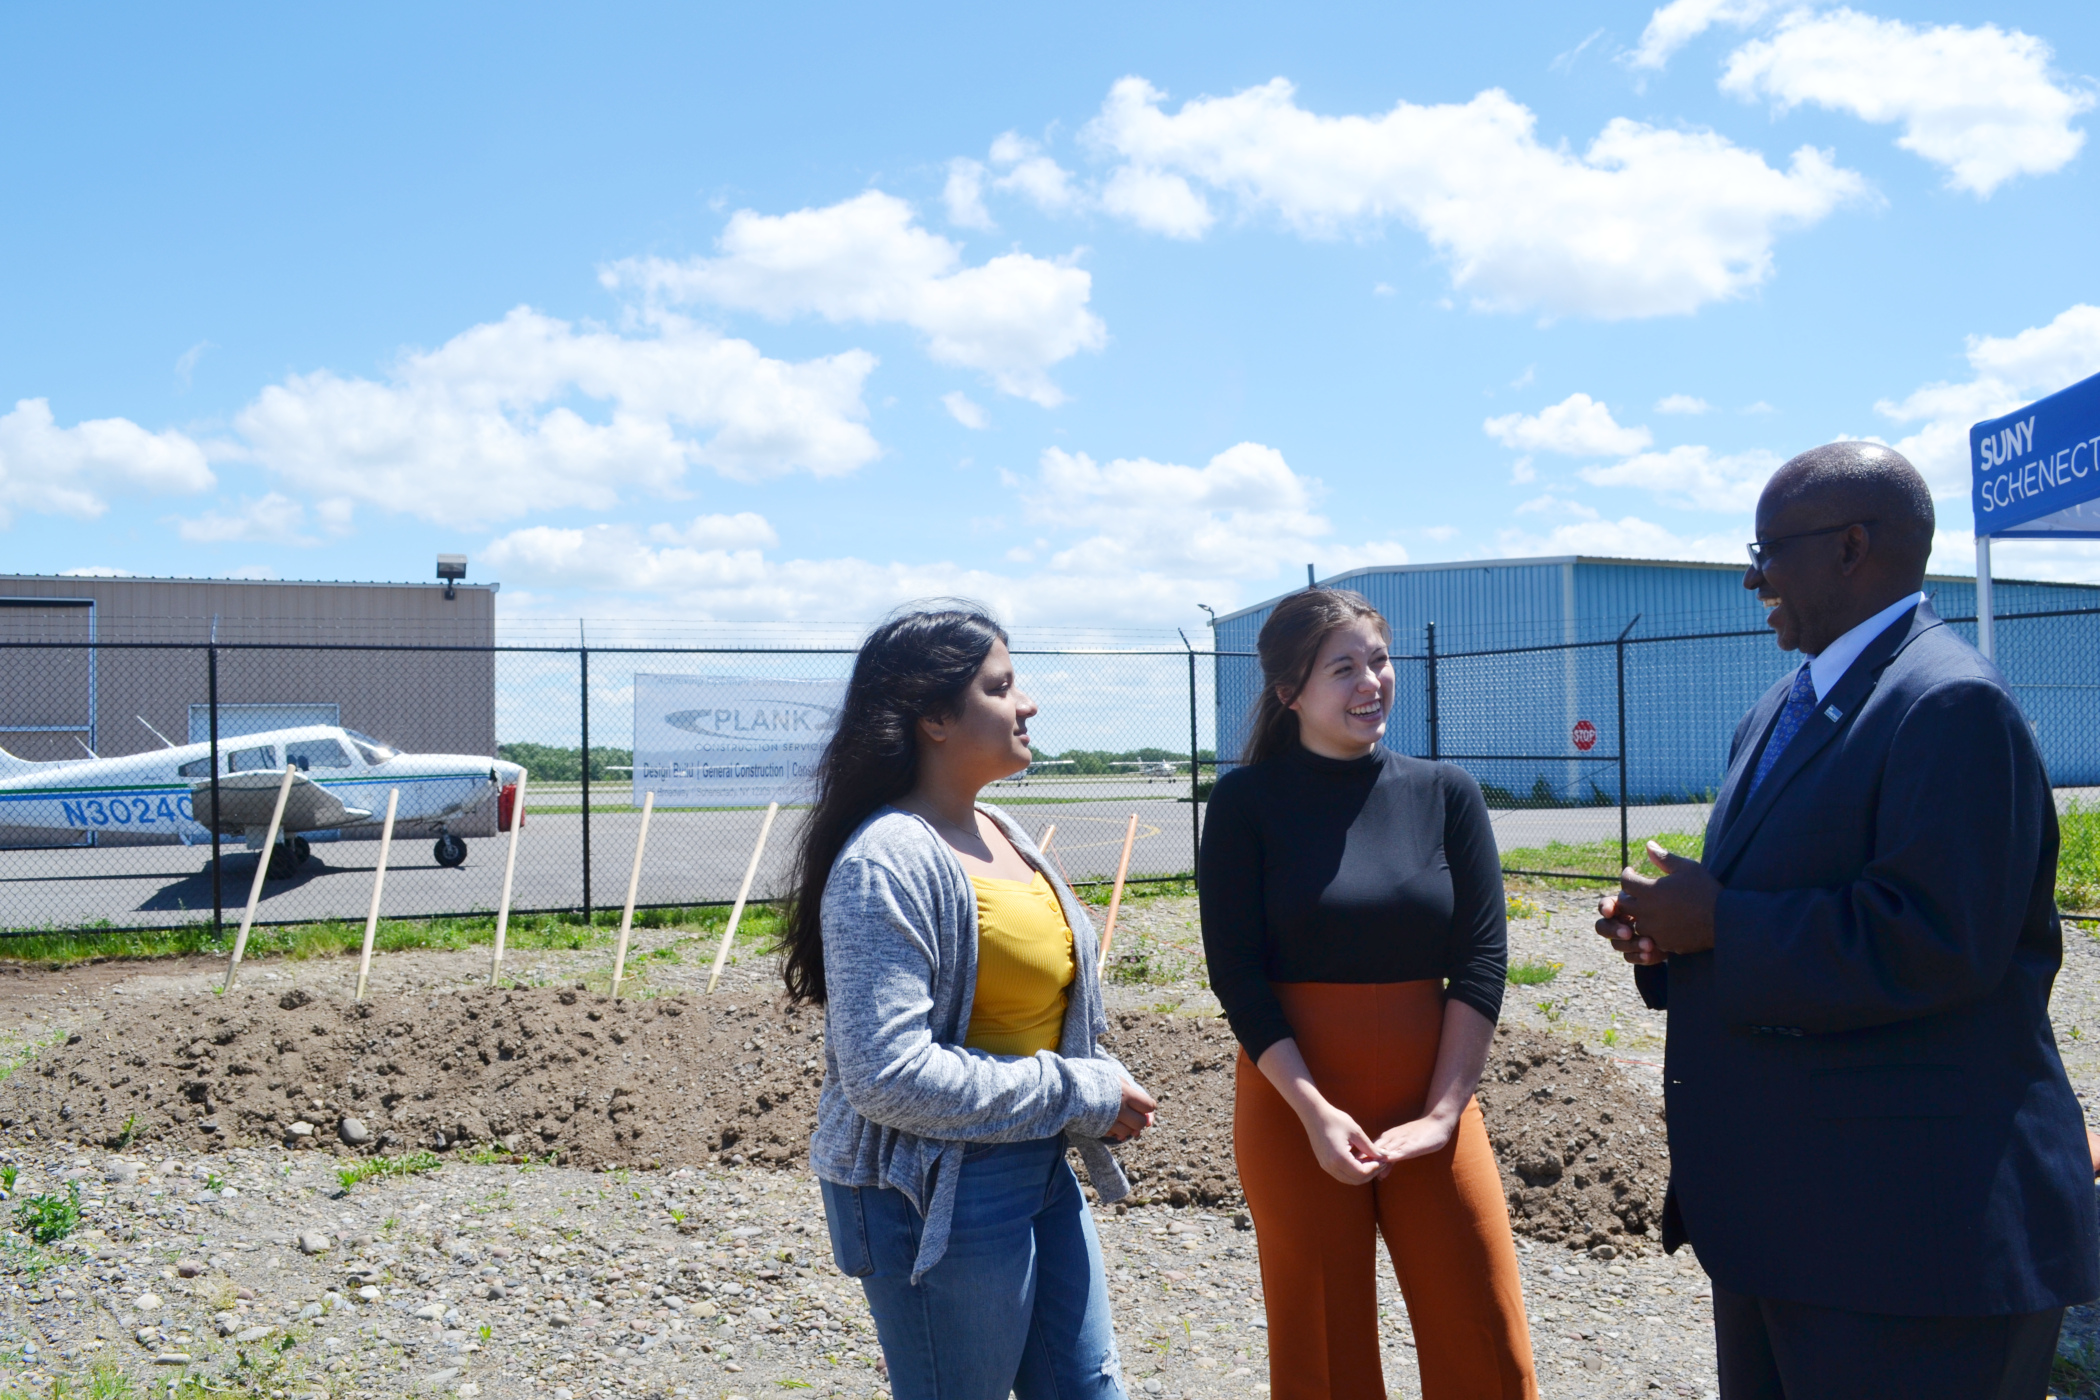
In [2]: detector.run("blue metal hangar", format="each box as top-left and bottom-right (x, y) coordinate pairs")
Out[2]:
(1211, 555), (2100, 805)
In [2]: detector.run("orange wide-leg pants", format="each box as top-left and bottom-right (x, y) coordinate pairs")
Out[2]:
(1235, 981), (1538, 1400)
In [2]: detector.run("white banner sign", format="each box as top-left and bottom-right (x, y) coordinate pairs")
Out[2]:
(632, 674), (844, 806)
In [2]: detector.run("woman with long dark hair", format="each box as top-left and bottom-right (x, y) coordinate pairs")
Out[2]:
(1200, 587), (1537, 1399)
(787, 600), (1155, 1400)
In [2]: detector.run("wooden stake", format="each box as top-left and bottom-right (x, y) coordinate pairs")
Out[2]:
(488, 770), (530, 986)
(225, 764), (299, 993)
(708, 802), (780, 994)
(1037, 823), (1056, 856)
(609, 790), (657, 999)
(1095, 812), (1140, 977)
(354, 787), (400, 1002)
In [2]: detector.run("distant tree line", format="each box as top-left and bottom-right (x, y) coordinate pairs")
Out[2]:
(497, 743), (634, 784)
(1037, 747), (1217, 775)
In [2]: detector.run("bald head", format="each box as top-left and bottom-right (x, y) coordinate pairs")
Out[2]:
(1765, 442), (1936, 580)
(1748, 442), (1935, 655)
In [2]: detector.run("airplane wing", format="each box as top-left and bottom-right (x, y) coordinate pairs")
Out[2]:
(189, 771), (372, 836)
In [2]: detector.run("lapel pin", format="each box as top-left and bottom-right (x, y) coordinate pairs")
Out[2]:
(1824, 705), (1843, 722)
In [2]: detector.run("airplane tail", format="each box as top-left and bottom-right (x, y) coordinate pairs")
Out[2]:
(0, 743), (70, 778)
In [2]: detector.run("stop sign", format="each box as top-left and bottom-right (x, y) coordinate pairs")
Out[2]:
(1572, 719), (1597, 752)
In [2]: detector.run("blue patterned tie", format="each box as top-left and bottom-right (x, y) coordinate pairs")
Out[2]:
(1746, 664), (1818, 798)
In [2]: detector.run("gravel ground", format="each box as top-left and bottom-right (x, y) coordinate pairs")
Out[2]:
(0, 886), (2094, 1399)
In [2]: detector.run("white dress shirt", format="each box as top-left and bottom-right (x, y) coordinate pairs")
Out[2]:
(1806, 590), (1928, 703)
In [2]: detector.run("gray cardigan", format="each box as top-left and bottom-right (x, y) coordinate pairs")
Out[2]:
(809, 802), (1136, 1281)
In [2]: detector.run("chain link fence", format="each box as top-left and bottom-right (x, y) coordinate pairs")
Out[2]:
(6, 608), (2097, 935)
(0, 641), (1216, 936)
(1218, 605), (2100, 885)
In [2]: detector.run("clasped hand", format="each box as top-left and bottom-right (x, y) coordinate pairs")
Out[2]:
(1302, 1104), (1461, 1185)
(1594, 840), (1722, 966)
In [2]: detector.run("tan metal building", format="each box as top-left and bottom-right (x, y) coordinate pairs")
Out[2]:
(0, 574), (500, 845)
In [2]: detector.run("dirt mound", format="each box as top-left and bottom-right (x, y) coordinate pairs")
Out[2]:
(0, 984), (826, 1170)
(0, 987), (1665, 1247)
(1097, 1016), (1667, 1248)
(1475, 1022), (1668, 1247)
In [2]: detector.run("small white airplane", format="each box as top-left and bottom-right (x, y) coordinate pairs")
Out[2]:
(0, 724), (525, 877)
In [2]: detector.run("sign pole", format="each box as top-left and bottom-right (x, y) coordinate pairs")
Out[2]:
(708, 802), (781, 994)
(1976, 535), (1996, 661)
(225, 764), (299, 993)
(354, 788), (400, 1002)
(488, 769), (529, 986)
(1095, 812), (1139, 977)
(609, 790), (656, 999)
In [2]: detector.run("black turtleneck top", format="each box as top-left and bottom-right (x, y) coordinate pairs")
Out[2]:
(1198, 741), (1508, 1062)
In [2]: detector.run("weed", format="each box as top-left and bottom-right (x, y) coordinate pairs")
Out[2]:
(2051, 1337), (2100, 1399)
(2072, 1026), (2085, 1042)
(465, 1145), (513, 1166)
(1602, 1015), (1622, 1049)
(13, 1181), (81, 1243)
(114, 1114), (137, 1150)
(479, 1324), (492, 1344)
(0, 1164), (15, 1193)
(1500, 832), (1705, 886)
(1505, 894), (1545, 921)
(1535, 998), (1566, 1023)
(204, 1172), (224, 1192)
(1506, 960), (1561, 987)
(777, 1382), (814, 1390)
(338, 1151), (443, 1191)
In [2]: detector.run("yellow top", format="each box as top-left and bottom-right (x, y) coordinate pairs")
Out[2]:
(965, 869), (1076, 1058)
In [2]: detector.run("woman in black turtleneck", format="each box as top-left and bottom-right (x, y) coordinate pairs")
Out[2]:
(1200, 587), (1536, 1400)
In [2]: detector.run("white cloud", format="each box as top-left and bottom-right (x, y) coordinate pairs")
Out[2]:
(0, 398), (214, 527)
(1098, 165), (1214, 239)
(645, 512), (778, 550)
(942, 391), (989, 429)
(1877, 303), (2100, 498)
(1722, 11), (2093, 196)
(174, 340), (213, 392)
(1498, 513), (1744, 563)
(483, 440), (1394, 624)
(1626, 0), (1775, 71)
(1514, 493), (1600, 519)
(174, 492), (314, 545)
(1484, 393), (1653, 456)
(1579, 444), (1783, 513)
(233, 306), (878, 527)
(1026, 443), (1334, 580)
(1081, 75), (1868, 318)
(1655, 393), (1711, 415)
(943, 159), (995, 230)
(604, 190), (1105, 406)
(988, 134), (1083, 214)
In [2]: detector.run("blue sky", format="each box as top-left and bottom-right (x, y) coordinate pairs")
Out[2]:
(3, 1), (2097, 636)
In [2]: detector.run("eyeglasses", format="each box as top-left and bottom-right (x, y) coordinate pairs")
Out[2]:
(1745, 521), (1876, 570)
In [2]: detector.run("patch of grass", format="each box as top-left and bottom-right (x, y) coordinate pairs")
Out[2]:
(2059, 802), (2100, 913)
(1500, 831), (1705, 886)
(337, 1150), (443, 1191)
(13, 1181), (81, 1243)
(1074, 877), (1196, 907)
(0, 901), (790, 967)
(1506, 959), (1562, 987)
(1505, 894), (1545, 921)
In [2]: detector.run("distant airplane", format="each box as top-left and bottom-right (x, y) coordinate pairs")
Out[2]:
(1111, 760), (1184, 778)
(0, 725), (525, 877)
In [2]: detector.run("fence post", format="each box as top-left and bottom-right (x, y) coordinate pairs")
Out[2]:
(1180, 630), (1201, 886)
(580, 642), (592, 922)
(1425, 621), (1440, 761)
(1615, 615), (1640, 873)
(208, 631), (223, 940)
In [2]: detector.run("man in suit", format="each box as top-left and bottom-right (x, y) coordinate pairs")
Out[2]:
(1595, 442), (2097, 1398)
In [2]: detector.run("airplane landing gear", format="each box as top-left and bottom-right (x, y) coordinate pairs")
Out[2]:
(434, 832), (468, 868)
(265, 837), (311, 880)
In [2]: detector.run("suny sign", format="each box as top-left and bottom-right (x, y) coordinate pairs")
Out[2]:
(1971, 369), (2100, 538)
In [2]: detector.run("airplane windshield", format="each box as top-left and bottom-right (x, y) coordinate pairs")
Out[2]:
(344, 730), (398, 765)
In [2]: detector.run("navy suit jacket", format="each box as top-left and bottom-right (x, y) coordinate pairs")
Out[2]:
(1635, 602), (2098, 1316)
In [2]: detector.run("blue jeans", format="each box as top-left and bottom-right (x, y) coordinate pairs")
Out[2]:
(820, 1137), (1126, 1400)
